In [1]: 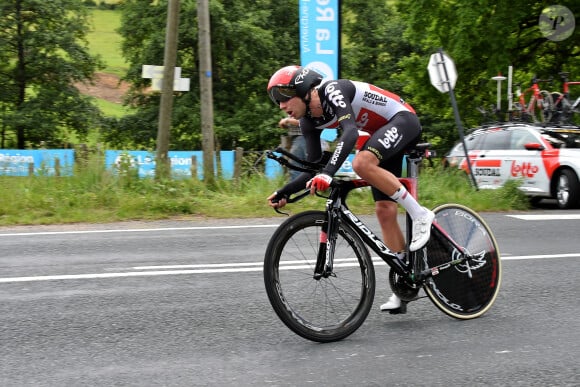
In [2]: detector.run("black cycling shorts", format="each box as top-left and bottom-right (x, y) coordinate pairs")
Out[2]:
(359, 111), (422, 202)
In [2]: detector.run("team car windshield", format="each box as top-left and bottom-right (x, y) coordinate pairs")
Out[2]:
(541, 129), (580, 149)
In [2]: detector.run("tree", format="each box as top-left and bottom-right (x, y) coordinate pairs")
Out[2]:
(113, 0), (419, 152)
(0, 0), (105, 149)
(341, 0), (415, 94)
(394, 0), (580, 150)
(112, 0), (580, 155)
(111, 0), (299, 151)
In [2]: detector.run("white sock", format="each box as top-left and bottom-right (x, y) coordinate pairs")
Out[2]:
(395, 251), (407, 263)
(390, 185), (427, 220)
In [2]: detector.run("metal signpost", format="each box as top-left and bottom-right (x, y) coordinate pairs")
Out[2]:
(427, 49), (478, 190)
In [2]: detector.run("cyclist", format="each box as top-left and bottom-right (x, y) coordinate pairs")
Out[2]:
(266, 65), (435, 314)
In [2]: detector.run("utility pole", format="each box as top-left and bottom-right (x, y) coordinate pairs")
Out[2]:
(155, 0), (180, 180)
(198, 0), (215, 185)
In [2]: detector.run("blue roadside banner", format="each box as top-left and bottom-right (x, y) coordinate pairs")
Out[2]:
(0, 149), (74, 176)
(0, 149), (358, 180)
(104, 150), (355, 180)
(299, 0), (340, 142)
(104, 150), (235, 179)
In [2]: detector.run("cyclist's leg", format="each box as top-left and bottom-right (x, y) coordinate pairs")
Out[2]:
(359, 138), (412, 313)
(375, 200), (405, 253)
(371, 189), (408, 313)
(353, 133), (404, 244)
(352, 150), (402, 198)
(376, 200), (408, 311)
(353, 112), (433, 251)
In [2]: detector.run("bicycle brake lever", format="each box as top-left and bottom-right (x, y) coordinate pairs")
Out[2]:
(272, 188), (312, 216)
(274, 207), (290, 216)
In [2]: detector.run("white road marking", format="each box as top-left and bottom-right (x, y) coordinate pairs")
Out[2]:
(507, 214), (580, 220)
(1, 216), (579, 284)
(0, 224), (279, 237)
(0, 254), (578, 284)
(0, 268), (263, 283)
(501, 253), (580, 260)
(1, 212), (578, 238)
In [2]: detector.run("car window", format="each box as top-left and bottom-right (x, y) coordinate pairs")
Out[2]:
(452, 143), (464, 155)
(479, 130), (511, 150)
(510, 129), (538, 149)
(542, 129), (580, 149)
(464, 133), (483, 150)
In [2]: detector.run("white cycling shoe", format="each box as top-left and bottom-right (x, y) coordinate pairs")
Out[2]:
(409, 209), (435, 252)
(380, 294), (407, 314)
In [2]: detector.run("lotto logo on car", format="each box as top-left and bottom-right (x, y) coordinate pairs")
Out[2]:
(511, 161), (539, 178)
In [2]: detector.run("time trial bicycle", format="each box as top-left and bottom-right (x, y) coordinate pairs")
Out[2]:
(263, 144), (502, 342)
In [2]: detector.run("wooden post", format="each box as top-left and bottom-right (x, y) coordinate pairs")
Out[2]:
(234, 147), (243, 181)
(198, 0), (215, 185)
(190, 155), (198, 180)
(54, 157), (60, 177)
(215, 142), (222, 179)
(155, 0), (180, 180)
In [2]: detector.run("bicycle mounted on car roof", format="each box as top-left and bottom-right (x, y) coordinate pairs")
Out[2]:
(511, 76), (554, 124)
(546, 72), (580, 125)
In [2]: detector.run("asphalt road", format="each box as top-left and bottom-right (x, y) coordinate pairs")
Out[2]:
(1, 208), (579, 386)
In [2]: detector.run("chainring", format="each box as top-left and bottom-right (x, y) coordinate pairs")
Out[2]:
(389, 268), (421, 302)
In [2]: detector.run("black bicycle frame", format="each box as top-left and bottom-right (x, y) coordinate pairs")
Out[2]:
(320, 179), (410, 278)
(318, 185), (472, 284)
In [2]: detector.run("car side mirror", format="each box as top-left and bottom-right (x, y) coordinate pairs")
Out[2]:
(524, 142), (545, 151)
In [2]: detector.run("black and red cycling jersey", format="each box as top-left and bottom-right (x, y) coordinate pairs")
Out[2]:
(277, 79), (418, 199)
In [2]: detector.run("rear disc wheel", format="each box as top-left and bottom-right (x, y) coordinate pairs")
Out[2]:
(421, 204), (501, 319)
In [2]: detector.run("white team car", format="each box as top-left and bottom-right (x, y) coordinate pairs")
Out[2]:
(453, 123), (580, 209)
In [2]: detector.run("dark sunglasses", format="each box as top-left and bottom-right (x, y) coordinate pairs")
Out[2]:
(269, 86), (296, 104)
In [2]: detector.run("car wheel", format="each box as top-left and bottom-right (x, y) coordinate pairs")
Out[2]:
(555, 169), (580, 209)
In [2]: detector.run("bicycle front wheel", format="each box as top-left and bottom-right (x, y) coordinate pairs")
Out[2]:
(421, 204), (501, 320)
(263, 210), (375, 343)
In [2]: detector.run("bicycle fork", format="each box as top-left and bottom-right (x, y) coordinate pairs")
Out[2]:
(313, 204), (341, 280)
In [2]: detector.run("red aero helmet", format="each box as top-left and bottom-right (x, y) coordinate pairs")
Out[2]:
(267, 65), (323, 104)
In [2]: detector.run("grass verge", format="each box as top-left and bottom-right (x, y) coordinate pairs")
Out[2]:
(0, 160), (529, 226)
